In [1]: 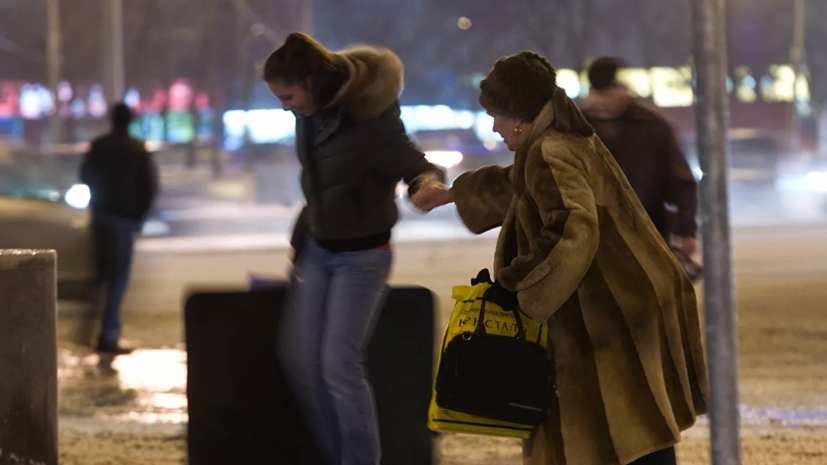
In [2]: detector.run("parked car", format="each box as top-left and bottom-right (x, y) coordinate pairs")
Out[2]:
(0, 190), (93, 300)
(411, 129), (511, 184)
(683, 129), (786, 185)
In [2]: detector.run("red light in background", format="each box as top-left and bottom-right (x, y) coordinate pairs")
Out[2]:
(148, 87), (167, 113)
(0, 82), (22, 118)
(194, 91), (210, 111)
(168, 79), (193, 112)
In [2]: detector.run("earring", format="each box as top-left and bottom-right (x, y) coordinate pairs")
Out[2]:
(514, 127), (524, 135)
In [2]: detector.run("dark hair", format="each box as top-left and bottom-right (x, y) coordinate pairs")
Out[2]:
(110, 102), (133, 127)
(588, 57), (626, 90)
(262, 33), (349, 109)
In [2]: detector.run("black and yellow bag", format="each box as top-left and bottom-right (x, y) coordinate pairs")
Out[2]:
(427, 270), (552, 438)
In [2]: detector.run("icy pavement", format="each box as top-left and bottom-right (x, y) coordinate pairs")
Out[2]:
(701, 406), (827, 428)
(57, 226), (827, 463)
(55, 345), (827, 464)
(57, 346), (827, 430)
(58, 348), (188, 427)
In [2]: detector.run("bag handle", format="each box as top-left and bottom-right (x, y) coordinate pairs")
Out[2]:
(472, 269), (493, 285)
(474, 298), (527, 341)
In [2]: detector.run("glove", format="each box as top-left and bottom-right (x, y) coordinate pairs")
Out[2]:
(483, 281), (520, 311)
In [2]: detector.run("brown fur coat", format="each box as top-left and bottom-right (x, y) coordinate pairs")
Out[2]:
(452, 100), (709, 465)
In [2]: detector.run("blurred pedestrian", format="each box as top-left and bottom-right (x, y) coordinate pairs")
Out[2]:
(412, 51), (708, 465)
(80, 103), (158, 355)
(263, 33), (442, 465)
(583, 57), (699, 257)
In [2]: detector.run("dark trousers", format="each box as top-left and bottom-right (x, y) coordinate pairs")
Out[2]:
(629, 446), (677, 465)
(91, 214), (137, 345)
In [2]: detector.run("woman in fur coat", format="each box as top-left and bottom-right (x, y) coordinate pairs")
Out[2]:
(413, 51), (709, 465)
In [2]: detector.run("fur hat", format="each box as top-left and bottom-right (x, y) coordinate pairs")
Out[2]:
(479, 51), (558, 121)
(479, 51), (594, 138)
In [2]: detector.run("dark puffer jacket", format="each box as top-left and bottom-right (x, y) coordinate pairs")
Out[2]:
(292, 46), (441, 252)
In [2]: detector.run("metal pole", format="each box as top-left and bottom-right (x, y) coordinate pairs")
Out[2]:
(111, 0), (125, 102)
(789, 0), (806, 154)
(691, 0), (740, 464)
(301, 0), (314, 36)
(46, 0), (62, 144)
(102, 0), (126, 103)
(236, 0), (252, 111)
(205, 0), (224, 178)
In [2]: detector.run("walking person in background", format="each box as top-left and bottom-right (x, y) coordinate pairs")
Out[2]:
(263, 33), (442, 465)
(80, 103), (158, 355)
(582, 57), (700, 260)
(413, 51), (708, 465)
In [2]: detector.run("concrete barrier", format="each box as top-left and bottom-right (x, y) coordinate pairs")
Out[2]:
(0, 250), (58, 465)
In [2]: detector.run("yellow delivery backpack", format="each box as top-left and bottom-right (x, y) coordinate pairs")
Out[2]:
(427, 270), (549, 439)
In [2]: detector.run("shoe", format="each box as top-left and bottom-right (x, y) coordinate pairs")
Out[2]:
(96, 338), (136, 355)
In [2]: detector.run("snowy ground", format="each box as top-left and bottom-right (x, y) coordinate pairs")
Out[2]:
(54, 224), (827, 464)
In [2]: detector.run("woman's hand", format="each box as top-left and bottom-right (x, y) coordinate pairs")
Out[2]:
(411, 181), (454, 212)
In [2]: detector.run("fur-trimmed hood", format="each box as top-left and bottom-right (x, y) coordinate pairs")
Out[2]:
(327, 46), (404, 121)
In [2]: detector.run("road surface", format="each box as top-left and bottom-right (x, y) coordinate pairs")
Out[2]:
(55, 224), (827, 464)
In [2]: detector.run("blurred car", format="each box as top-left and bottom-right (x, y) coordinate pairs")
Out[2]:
(683, 129), (786, 185)
(412, 129), (511, 183)
(775, 158), (827, 212)
(0, 185), (93, 300)
(729, 130), (785, 184)
(0, 147), (96, 300)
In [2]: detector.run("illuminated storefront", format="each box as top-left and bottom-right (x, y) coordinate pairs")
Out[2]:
(0, 79), (215, 147)
(0, 62), (812, 147)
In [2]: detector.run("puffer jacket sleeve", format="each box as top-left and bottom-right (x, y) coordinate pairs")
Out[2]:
(451, 165), (514, 234)
(499, 141), (600, 322)
(370, 103), (444, 186)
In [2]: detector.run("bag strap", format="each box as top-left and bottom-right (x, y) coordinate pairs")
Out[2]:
(471, 269), (493, 285)
(474, 298), (528, 341)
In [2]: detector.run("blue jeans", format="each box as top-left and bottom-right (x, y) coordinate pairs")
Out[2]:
(92, 214), (137, 345)
(278, 239), (392, 465)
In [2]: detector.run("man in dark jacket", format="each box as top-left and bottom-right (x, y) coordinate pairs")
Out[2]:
(583, 57), (699, 257)
(80, 103), (158, 354)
